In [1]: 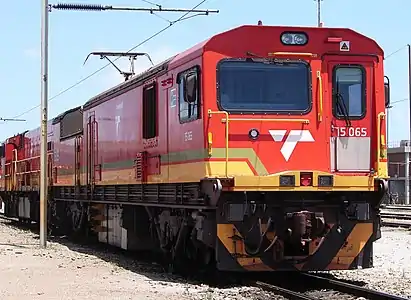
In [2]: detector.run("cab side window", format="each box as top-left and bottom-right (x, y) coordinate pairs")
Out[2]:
(333, 66), (366, 119)
(143, 83), (157, 139)
(177, 66), (201, 123)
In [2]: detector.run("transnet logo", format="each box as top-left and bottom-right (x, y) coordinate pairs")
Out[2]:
(268, 130), (314, 162)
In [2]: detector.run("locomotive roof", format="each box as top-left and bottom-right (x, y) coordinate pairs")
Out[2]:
(81, 24), (382, 111)
(82, 38), (210, 110)
(6, 24), (384, 142)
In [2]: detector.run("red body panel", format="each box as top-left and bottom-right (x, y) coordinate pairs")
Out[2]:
(0, 25), (387, 188)
(202, 26), (385, 176)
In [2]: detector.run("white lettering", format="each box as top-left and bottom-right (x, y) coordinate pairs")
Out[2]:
(184, 131), (193, 142)
(335, 127), (367, 137)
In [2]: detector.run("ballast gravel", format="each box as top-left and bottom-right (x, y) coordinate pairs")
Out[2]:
(330, 226), (411, 299)
(0, 218), (281, 300)
(0, 218), (410, 300)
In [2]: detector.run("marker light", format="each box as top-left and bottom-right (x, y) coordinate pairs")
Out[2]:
(280, 32), (308, 46)
(249, 128), (259, 140)
(300, 172), (313, 186)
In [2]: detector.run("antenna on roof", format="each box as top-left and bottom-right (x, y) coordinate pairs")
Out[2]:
(83, 51), (155, 81)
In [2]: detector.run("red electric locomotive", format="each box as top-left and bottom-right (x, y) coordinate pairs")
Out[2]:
(0, 23), (390, 272)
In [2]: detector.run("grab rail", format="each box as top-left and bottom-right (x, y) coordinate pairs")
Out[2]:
(376, 112), (386, 175)
(317, 71), (323, 122)
(268, 52), (316, 57)
(207, 110), (311, 177)
(208, 110), (229, 177)
(221, 118), (309, 124)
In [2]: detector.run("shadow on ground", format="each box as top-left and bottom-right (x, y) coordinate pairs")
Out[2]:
(0, 217), (227, 287)
(0, 217), (371, 291)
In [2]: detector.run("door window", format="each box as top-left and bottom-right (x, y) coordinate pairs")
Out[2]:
(333, 66), (366, 119)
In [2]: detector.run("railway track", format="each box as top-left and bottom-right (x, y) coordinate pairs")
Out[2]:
(254, 272), (409, 300)
(380, 205), (411, 228)
(0, 211), (410, 299)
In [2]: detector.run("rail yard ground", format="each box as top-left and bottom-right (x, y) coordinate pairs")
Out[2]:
(0, 218), (410, 300)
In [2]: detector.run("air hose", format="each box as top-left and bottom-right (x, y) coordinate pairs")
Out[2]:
(244, 217), (273, 255)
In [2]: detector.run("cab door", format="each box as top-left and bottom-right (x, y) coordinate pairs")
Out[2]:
(325, 57), (375, 172)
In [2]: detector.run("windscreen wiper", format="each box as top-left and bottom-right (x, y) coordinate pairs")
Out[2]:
(334, 92), (352, 127)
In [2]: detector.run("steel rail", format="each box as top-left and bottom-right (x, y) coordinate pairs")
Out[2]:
(380, 206), (411, 227)
(301, 273), (408, 300)
(381, 205), (411, 211)
(381, 213), (411, 220)
(382, 220), (411, 227)
(253, 281), (317, 300)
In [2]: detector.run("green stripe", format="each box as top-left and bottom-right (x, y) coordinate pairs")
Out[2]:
(55, 147), (268, 177)
(162, 149), (208, 163)
(103, 159), (134, 169)
(57, 168), (74, 176)
(212, 148), (268, 175)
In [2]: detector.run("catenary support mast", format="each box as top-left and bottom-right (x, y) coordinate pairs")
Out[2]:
(40, 0), (49, 248)
(315, 0), (323, 27)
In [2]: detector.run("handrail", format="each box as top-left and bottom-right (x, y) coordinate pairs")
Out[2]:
(15, 170), (41, 176)
(208, 109), (310, 177)
(268, 52), (316, 57)
(207, 132), (213, 156)
(4, 152), (53, 166)
(376, 112), (386, 175)
(208, 109), (229, 177)
(317, 70), (323, 122)
(13, 152), (54, 164)
(221, 118), (309, 124)
(13, 149), (18, 190)
(207, 110), (312, 177)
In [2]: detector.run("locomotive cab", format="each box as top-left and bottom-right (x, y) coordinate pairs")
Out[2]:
(205, 27), (388, 185)
(202, 25), (388, 271)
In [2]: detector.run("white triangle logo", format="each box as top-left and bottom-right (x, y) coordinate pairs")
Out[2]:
(269, 130), (314, 161)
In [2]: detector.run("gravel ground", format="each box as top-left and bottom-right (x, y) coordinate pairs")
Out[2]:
(0, 218), (280, 300)
(1, 218), (410, 300)
(330, 226), (411, 299)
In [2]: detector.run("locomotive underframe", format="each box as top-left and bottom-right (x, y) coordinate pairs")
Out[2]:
(0, 177), (387, 272)
(215, 189), (382, 271)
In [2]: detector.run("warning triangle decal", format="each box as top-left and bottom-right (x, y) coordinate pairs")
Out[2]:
(339, 41), (350, 52)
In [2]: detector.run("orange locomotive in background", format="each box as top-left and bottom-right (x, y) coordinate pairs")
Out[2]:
(0, 23), (390, 272)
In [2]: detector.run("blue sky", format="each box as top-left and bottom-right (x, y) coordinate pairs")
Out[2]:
(0, 0), (409, 143)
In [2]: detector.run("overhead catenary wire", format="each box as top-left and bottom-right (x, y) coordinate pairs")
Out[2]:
(140, 0), (160, 6)
(391, 98), (409, 105)
(11, 0), (216, 120)
(384, 45), (408, 60)
(51, 3), (218, 14)
(0, 118), (26, 122)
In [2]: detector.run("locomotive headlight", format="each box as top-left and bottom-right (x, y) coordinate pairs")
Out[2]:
(280, 32), (308, 45)
(294, 34), (306, 44)
(281, 33), (293, 44)
(249, 128), (259, 140)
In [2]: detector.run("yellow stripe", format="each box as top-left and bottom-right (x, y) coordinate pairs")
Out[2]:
(53, 163), (377, 191)
(230, 171), (376, 191)
(217, 223), (274, 271)
(326, 222), (373, 270)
